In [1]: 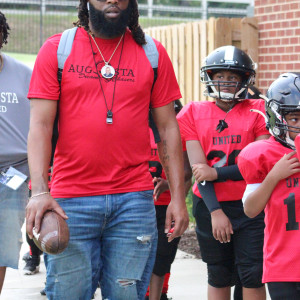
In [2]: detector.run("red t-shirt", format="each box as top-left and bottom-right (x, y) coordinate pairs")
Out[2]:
(177, 99), (269, 202)
(149, 128), (171, 205)
(238, 136), (300, 282)
(28, 28), (181, 198)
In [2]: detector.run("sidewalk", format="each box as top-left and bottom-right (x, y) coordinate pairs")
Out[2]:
(1, 227), (270, 300)
(1, 249), (206, 300)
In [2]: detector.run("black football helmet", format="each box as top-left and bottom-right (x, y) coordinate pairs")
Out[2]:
(201, 45), (256, 101)
(265, 72), (300, 149)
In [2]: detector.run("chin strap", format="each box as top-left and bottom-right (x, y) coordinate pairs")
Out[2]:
(286, 132), (295, 149)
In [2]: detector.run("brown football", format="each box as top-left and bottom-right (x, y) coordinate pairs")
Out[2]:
(32, 210), (69, 255)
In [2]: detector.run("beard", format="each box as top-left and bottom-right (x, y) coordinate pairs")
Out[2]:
(89, 2), (132, 37)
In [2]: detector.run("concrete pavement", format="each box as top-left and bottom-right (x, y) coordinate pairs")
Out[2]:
(1, 226), (270, 300)
(1, 249), (207, 300)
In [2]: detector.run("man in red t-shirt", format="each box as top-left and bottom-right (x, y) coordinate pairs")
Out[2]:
(25, 1), (189, 299)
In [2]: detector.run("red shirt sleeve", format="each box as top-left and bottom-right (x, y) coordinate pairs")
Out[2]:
(176, 102), (199, 141)
(28, 34), (62, 100)
(238, 141), (268, 184)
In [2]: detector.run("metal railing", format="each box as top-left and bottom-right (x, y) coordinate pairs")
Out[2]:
(0, 0), (253, 54)
(0, 0), (253, 18)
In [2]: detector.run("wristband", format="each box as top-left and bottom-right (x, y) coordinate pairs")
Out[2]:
(215, 165), (243, 182)
(29, 191), (50, 200)
(197, 181), (221, 213)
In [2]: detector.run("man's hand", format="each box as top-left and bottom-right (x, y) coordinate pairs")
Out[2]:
(165, 199), (189, 242)
(211, 209), (233, 243)
(192, 163), (218, 183)
(153, 177), (169, 200)
(26, 194), (68, 239)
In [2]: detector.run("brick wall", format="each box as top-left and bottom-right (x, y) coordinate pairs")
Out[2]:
(255, 0), (300, 93)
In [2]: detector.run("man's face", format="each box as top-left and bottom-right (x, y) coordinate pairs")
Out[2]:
(89, 0), (131, 37)
(106, 67), (111, 74)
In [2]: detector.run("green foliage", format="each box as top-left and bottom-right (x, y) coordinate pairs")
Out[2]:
(5, 52), (36, 68)
(186, 180), (195, 224)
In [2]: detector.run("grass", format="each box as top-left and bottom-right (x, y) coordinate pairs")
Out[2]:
(186, 182), (195, 224)
(3, 13), (187, 55)
(5, 52), (37, 68)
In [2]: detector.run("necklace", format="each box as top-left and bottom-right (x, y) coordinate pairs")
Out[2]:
(90, 33), (124, 79)
(88, 33), (125, 124)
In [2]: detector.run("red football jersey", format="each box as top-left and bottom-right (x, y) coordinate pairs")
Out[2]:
(177, 99), (269, 202)
(28, 28), (181, 198)
(149, 128), (171, 205)
(238, 136), (300, 282)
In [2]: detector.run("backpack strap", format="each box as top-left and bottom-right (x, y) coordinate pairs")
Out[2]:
(57, 27), (78, 85)
(142, 34), (160, 143)
(51, 27), (78, 166)
(143, 34), (158, 88)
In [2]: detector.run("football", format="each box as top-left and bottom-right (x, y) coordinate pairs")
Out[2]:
(32, 210), (69, 255)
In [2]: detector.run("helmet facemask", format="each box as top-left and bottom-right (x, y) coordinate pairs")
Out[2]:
(265, 73), (300, 149)
(200, 46), (256, 102)
(203, 70), (254, 102)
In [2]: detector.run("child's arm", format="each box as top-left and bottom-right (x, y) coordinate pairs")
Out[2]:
(213, 135), (270, 183)
(244, 151), (300, 218)
(187, 140), (233, 243)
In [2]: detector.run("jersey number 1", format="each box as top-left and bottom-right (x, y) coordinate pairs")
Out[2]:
(284, 193), (299, 231)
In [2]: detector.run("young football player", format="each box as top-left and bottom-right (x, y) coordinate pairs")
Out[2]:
(238, 72), (300, 300)
(177, 45), (269, 300)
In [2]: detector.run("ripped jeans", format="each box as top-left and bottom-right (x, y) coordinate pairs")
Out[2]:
(44, 191), (157, 300)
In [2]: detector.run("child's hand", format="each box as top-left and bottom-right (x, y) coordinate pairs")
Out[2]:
(269, 151), (300, 182)
(211, 209), (233, 243)
(153, 177), (169, 201)
(192, 163), (217, 183)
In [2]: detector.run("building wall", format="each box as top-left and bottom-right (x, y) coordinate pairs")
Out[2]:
(255, 0), (300, 93)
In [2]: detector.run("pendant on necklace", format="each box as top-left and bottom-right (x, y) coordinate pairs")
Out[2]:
(101, 64), (115, 79)
(106, 110), (113, 124)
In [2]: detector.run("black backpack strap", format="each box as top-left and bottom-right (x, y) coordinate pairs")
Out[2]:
(50, 115), (59, 166)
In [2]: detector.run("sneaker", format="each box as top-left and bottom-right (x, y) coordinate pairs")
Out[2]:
(22, 251), (30, 263)
(23, 255), (40, 275)
(160, 294), (172, 300)
(40, 287), (46, 296)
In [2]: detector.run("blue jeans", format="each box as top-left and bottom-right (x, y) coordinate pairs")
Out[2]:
(0, 180), (28, 269)
(44, 190), (157, 300)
